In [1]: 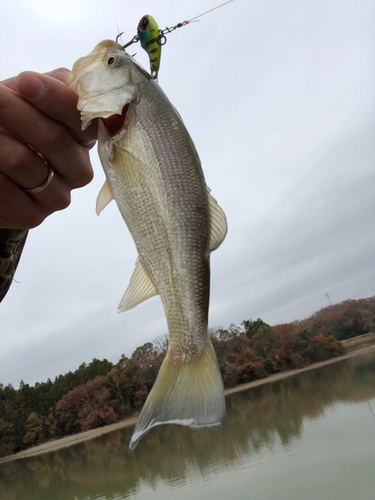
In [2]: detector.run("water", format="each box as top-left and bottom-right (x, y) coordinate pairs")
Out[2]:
(1, 350), (375, 500)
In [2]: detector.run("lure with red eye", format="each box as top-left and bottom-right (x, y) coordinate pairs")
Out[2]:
(122, 2), (235, 79)
(137, 15), (161, 79)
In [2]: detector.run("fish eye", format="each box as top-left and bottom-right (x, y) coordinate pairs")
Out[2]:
(140, 16), (149, 30)
(107, 55), (122, 68)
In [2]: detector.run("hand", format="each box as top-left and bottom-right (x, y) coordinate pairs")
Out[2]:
(0, 68), (97, 229)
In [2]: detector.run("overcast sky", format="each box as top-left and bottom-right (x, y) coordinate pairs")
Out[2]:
(0, 0), (374, 388)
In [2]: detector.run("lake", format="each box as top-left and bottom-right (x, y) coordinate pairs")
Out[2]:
(1, 350), (375, 500)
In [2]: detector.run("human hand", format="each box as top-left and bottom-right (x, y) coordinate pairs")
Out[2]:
(0, 68), (97, 229)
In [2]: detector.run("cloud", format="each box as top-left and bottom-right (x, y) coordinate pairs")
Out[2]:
(1, 0), (374, 386)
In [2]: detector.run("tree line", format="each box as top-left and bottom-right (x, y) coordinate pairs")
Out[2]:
(3, 352), (375, 500)
(1, 295), (374, 458)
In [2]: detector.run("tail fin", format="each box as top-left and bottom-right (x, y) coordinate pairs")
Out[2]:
(129, 340), (225, 450)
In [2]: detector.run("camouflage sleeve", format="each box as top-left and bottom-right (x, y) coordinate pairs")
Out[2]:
(0, 229), (28, 303)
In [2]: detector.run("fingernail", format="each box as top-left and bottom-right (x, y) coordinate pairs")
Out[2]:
(15, 73), (46, 99)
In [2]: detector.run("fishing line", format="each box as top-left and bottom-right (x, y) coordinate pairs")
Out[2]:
(117, 0), (235, 79)
(120, 0), (235, 49)
(187, 0), (235, 23)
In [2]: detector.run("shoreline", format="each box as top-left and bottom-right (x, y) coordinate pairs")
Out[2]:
(1, 342), (375, 465)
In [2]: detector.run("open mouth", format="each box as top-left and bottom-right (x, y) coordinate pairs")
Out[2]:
(101, 103), (130, 136)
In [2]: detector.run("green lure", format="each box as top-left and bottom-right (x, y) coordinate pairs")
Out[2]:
(121, 2), (235, 79)
(137, 15), (162, 79)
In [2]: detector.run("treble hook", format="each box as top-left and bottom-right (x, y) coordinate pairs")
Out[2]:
(116, 31), (124, 44)
(118, 0), (235, 78)
(122, 34), (139, 49)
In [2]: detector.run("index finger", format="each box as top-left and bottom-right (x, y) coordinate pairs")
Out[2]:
(10, 70), (97, 149)
(0, 83), (92, 187)
(1, 68), (69, 89)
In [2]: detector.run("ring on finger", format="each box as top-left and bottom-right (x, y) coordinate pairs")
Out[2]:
(24, 164), (54, 194)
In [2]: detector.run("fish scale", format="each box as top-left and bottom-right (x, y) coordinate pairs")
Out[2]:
(68, 40), (227, 450)
(119, 86), (210, 353)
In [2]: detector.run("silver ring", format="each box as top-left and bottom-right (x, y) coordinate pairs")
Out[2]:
(24, 165), (54, 194)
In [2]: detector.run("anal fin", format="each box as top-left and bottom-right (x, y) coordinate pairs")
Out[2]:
(129, 340), (226, 450)
(117, 258), (158, 313)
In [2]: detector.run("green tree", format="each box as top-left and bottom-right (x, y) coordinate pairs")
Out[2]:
(242, 318), (272, 339)
(0, 418), (15, 457)
(242, 318), (278, 359)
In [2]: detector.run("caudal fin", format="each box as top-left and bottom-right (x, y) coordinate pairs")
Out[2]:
(129, 340), (225, 450)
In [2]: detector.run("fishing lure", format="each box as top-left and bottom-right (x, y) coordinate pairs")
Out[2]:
(119, 0), (234, 80)
(137, 15), (161, 79)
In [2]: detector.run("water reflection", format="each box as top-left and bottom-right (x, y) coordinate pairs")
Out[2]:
(1, 351), (375, 500)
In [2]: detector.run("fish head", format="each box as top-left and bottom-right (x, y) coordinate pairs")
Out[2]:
(68, 40), (143, 130)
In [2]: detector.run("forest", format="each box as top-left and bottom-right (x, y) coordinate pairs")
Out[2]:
(2, 351), (374, 500)
(1, 295), (374, 458)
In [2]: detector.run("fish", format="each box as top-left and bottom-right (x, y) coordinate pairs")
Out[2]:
(137, 15), (162, 79)
(67, 40), (227, 450)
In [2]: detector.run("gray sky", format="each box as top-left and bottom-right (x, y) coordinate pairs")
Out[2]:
(1, 0), (374, 388)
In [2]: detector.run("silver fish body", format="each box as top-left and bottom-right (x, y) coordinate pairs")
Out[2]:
(68, 41), (227, 449)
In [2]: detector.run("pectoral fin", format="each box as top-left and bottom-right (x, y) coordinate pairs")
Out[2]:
(207, 187), (227, 252)
(96, 180), (114, 216)
(117, 258), (159, 313)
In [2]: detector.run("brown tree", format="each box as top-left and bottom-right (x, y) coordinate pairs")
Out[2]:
(55, 376), (117, 434)
(23, 412), (46, 446)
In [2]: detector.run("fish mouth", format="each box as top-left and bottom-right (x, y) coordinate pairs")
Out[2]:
(101, 103), (130, 136)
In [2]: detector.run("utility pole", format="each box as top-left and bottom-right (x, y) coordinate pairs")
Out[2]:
(326, 293), (332, 306)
